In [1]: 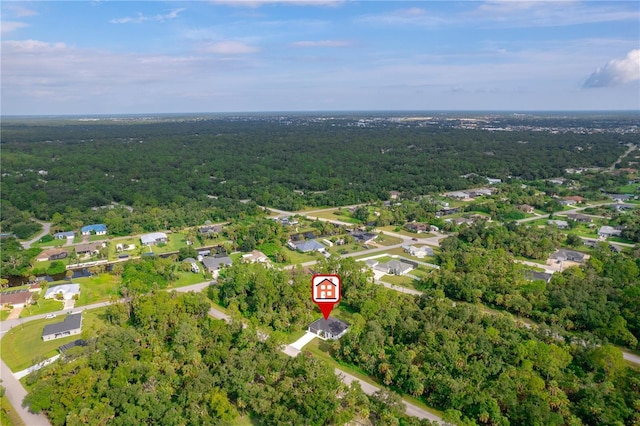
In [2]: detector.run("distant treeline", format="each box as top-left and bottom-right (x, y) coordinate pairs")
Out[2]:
(1, 118), (630, 219)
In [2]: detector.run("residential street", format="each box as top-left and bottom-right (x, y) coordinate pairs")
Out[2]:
(20, 221), (51, 249)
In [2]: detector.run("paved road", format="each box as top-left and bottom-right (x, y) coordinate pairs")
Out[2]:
(0, 359), (51, 425)
(20, 221), (51, 249)
(609, 143), (637, 172)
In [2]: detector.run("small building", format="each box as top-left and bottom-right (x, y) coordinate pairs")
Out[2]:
(548, 220), (569, 230)
(291, 239), (325, 253)
(549, 249), (588, 264)
(487, 178), (502, 185)
(524, 271), (553, 283)
(403, 245), (434, 259)
(75, 242), (105, 257)
(202, 255), (233, 274)
(374, 260), (414, 276)
(566, 213), (592, 223)
(350, 231), (377, 244)
(517, 204), (535, 214)
(53, 231), (75, 240)
(405, 223), (429, 233)
(183, 257), (200, 273)
(241, 250), (270, 264)
(140, 232), (168, 246)
(0, 290), (33, 308)
(308, 317), (349, 340)
(598, 226), (622, 238)
(199, 225), (223, 237)
(81, 224), (107, 236)
(44, 284), (80, 300)
(42, 313), (82, 341)
(35, 248), (68, 262)
(389, 191), (401, 200)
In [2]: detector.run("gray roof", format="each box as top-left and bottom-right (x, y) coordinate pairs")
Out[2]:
(309, 317), (349, 335)
(202, 255), (232, 270)
(140, 232), (168, 244)
(295, 239), (325, 252)
(525, 271), (553, 282)
(43, 314), (82, 337)
(550, 249), (586, 262)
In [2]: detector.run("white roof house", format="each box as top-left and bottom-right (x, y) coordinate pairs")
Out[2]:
(598, 226), (622, 238)
(140, 232), (168, 246)
(44, 284), (80, 300)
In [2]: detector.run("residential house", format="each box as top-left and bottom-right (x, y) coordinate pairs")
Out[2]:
(140, 232), (168, 246)
(566, 213), (592, 223)
(598, 226), (622, 238)
(548, 220), (569, 229)
(389, 191), (401, 200)
(241, 250), (270, 264)
(448, 217), (474, 226)
(42, 313), (82, 341)
(612, 203), (636, 212)
(405, 223), (429, 233)
(81, 224), (107, 236)
(53, 231), (75, 240)
(524, 271), (553, 283)
(350, 231), (377, 244)
(517, 204), (535, 214)
(487, 178), (502, 184)
(547, 178), (565, 185)
(0, 290), (33, 308)
(403, 245), (434, 259)
(374, 260), (414, 276)
(202, 255), (233, 274)
(607, 193), (633, 202)
(445, 191), (470, 200)
(291, 239), (326, 253)
(308, 317), (349, 340)
(549, 249), (588, 264)
(35, 248), (68, 262)
(75, 242), (105, 257)
(44, 284), (80, 300)
(559, 199), (577, 207)
(199, 225), (223, 237)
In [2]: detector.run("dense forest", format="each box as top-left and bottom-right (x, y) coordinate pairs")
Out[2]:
(206, 256), (640, 425)
(1, 116), (631, 228)
(24, 290), (426, 426)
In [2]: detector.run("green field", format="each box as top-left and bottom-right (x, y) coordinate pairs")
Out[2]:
(0, 310), (9, 321)
(2, 309), (107, 372)
(169, 270), (207, 288)
(375, 233), (403, 246)
(19, 299), (64, 318)
(74, 274), (121, 306)
(380, 274), (418, 289)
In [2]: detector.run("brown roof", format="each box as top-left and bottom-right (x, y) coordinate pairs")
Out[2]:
(75, 242), (104, 253)
(0, 291), (32, 305)
(563, 196), (584, 202)
(36, 248), (68, 260)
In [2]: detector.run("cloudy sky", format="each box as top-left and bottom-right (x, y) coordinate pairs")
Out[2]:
(1, 1), (639, 115)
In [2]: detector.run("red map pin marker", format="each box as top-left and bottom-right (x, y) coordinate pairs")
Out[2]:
(311, 274), (341, 320)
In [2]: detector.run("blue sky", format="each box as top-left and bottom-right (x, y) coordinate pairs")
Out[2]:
(1, 1), (639, 114)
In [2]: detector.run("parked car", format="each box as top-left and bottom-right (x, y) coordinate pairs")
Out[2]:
(45, 314), (56, 319)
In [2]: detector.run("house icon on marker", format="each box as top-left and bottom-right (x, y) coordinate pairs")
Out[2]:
(315, 278), (337, 300)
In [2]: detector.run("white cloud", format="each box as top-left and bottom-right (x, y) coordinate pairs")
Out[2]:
(110, 8), (185, 24)
(583, 50), (640, 88)
(1, 21), (29, 35)
(355, 7), (450, 27)
(5, 5), (38, 17)
(199, 41), (259, 54)
(290, 40), (352, 47)
(211, 0), (343, 7)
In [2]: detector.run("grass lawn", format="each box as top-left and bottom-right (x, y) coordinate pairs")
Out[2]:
(31, 238), (66, 248)
(608, 236), (636, 244)
(19, 299), (64, 318)
(74, 274), (121, 306)
(286, 329), (308, 345)
(285, 249), (323, 265)
(1, 394), (24, 426)
(376, 226), (434, 238)
(169, 270), (208, 289)
(308, 209), (361, 224)
(2, 308), (107, 372)
(381, 274), (418, 289)
(0, 310), (10, 321)
(327, 243), (368, 256)
(375, 234), (403, 246)
(411, 267), (434, 280)
(230, 415), (259, 426)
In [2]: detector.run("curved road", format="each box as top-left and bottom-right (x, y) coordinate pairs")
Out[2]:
(20, 221), (52, 249)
